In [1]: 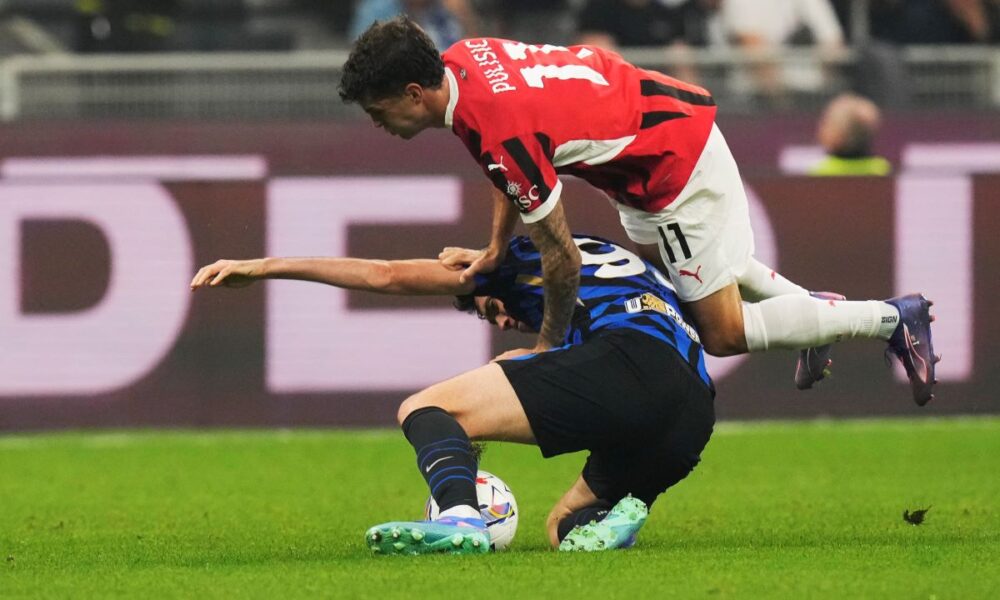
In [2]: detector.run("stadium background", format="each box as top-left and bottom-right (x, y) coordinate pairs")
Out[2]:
(1, 0), (999, 430)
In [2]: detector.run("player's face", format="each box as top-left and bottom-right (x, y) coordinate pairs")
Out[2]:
(363, 89), (430, 139)
(474, 296), (534, 333)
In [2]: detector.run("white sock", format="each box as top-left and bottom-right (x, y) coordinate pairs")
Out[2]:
(742, 295), (900, 352)
(439, 505), (481, 521)
(876, 303), (902, 340)
(737, 259), (809, 302)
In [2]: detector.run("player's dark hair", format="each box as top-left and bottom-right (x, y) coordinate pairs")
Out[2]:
(453, 294), (477, 314)
(339, 16), (445, 104)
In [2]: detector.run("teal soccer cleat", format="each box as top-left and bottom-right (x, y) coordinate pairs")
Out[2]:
(559, 495), (648, 552)
(366, 516), (490, 556)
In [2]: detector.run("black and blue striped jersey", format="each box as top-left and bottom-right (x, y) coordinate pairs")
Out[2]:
(470, 235), (711, 387)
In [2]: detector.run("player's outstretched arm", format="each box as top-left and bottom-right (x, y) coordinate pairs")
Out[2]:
(190, 257), (475, 296)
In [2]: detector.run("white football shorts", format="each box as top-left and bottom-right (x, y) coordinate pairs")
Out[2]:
(614, 123), (755, 302)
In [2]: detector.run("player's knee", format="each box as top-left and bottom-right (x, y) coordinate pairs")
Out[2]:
(397, 392), (434, 426)
(699, 326), (746, 357)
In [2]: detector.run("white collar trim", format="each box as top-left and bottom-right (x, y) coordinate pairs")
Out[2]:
(443, 66), (459, 129)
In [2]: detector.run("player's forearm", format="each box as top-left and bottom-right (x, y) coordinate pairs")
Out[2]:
(261, 257), (395, 291)
(261, 257), (469, 296)
(527, 204), (582, 349)
(487, 189), (518, 256)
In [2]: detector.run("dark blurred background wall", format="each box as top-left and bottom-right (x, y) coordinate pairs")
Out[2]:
(0, 0), (997, 429)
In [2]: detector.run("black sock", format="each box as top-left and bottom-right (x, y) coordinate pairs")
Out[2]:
(401, 406), (478, 514)
(556, 500), (614, 542)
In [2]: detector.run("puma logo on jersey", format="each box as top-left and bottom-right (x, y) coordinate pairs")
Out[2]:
(678, 265), (703, 284)
(487, 156), (508, 172)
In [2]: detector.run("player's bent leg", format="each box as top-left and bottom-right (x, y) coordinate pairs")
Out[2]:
(735, 259), (850, 390)
(793, 291), (845, 390)
(545, 474), (604, 548)
(681, 283), (749, 356)
(397, 363), (536, 444)
(366, 404), (490, 556)
(558, 376), (715, 552)
(558, 495), (648, 552)
(735, 258), (809, 302)
(368, 364), (534, 557)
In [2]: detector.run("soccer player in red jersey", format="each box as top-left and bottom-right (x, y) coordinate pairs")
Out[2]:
(339, 16), (938, 406)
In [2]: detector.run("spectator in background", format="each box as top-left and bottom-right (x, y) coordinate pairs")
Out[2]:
(811, 93), (891, 176)
(349, 0), (478, 48)
(575, 0), (715, 49)
(871, 0), (994, 45)
(575, 0), (720, 83)
(719, 0), (845, 103)
(74, 0), (181, 52)
(490, 0), (575, 44)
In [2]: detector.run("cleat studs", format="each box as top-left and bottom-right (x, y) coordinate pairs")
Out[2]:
(410, 529), (424, 541)
(391, 528), (401, 539)
(371, 531), (382, 542)
(451, 534), (464, 547)
(393, 542), (406, 551)
(472, 538), (481, 548)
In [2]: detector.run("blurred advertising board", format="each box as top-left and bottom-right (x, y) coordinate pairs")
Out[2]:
(2, 120), (999, 429)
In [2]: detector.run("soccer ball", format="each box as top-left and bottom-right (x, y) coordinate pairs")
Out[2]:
(424, 470), (519, 551)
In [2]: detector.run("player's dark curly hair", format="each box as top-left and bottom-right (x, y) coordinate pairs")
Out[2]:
(339, 15), (446, 104)
(453, 294), (477, 314)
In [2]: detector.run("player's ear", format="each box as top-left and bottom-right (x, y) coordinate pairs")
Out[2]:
(404, 83), (423, 104)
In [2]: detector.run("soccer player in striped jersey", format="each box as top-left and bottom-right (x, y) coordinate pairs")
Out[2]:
(191, 235), (717, 554)
(339, 17), (938, 406)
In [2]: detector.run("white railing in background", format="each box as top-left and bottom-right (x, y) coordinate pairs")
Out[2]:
(0, 45), (997, 121)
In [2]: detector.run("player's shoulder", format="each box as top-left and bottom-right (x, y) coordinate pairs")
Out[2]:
(443, 37), (517, 64)
(572, 234), (626, 251)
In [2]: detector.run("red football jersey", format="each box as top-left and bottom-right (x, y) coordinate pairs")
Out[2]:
(442, 38), (717, 222)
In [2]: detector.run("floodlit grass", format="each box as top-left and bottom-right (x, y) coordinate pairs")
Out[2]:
(1, 418), (998, 598)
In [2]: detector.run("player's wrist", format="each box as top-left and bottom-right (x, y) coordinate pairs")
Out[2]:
(484, 244), (506, 261)
(259, 257), (280, 278)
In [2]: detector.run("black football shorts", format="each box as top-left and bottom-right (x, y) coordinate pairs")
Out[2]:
(497, 328), (715, 506)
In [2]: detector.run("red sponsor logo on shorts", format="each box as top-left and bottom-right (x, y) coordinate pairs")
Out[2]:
(679, 265), (703, 284)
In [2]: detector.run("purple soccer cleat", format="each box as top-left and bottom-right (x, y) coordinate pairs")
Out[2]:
(795, 291), (847, 390)
(885, 293), (940, 406)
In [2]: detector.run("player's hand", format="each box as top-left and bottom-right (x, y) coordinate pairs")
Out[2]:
(439, 246), (503, 283)
(190, 259), (266, 290)
(439, 246), (481, 270)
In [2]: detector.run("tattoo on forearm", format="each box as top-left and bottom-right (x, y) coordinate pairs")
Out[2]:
(527, 205), (580, 349)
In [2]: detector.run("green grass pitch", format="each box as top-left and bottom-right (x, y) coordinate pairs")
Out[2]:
(2, 418), (999, 599)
